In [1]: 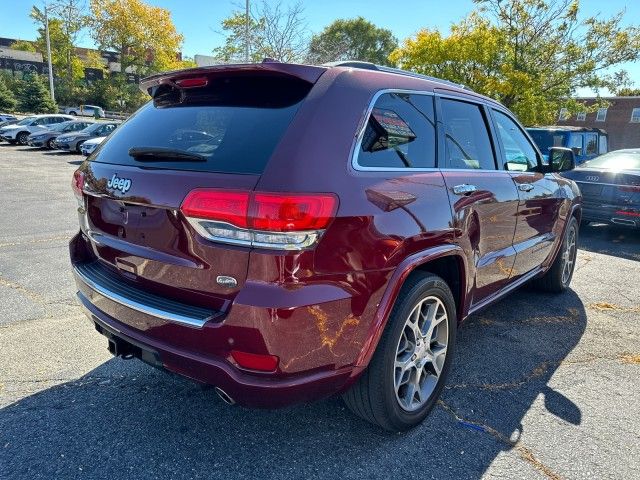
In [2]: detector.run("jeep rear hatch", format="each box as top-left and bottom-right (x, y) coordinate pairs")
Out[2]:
(77, 64), (325, 312)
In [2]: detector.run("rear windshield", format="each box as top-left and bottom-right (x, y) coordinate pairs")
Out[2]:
(90, 75), (311, 174)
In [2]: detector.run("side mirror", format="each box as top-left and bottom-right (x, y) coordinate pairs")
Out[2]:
(549, 147), (575, 172)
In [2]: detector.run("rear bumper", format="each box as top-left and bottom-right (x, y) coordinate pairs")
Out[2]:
(76, 291), (357, 407)
(582, 203), (640, 228)
(69, 232), (373, 407)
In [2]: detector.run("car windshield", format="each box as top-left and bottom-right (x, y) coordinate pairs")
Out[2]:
(79, 123), (103, 134)
(528, 130), (567, 152)
(16, 117), (36, 126)
(50, 122), (74, 132)
(583, 151), (640, 170)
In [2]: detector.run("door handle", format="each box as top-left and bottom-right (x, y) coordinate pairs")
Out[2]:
(452, 184), (477, 195)
(518, 184), (534, 192)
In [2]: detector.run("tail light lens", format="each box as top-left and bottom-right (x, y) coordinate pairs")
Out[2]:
(72, 170), (85, 202)
(180, 189), (338, 250)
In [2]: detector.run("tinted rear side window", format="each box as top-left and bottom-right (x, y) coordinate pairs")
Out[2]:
(440, 99), (495, 170)
(90, 75), (311, 174)
(356, 92), (436, 169)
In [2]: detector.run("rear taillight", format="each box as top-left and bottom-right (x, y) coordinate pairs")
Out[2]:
(72, 170), (84, 202)
(619, 185), (640, 193)
(180, 189), (338, 250)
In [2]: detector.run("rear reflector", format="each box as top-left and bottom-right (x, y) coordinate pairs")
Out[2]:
(180, 189), (337, 250)
(231, 350), (279, 372)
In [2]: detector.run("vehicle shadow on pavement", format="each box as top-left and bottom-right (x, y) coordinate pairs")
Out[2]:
(578, 223), (640, 262)
(1, 290), (586, 479)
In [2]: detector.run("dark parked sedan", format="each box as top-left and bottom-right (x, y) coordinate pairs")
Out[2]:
(562, 149), (640, 228)
(27, 120), (93, 149)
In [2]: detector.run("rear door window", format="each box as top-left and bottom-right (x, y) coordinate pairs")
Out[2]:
(568, 134), (583, 154)
(598, 135), (608, 154)
(440, 98), (496, 170)
(90, 75), (312, 174)
(356, 92), (436, 169)
(585, 133), (597, 155)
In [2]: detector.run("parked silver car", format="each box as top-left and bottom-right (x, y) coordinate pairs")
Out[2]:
(0, 114), (75, 145)
(55, 121), (119, 152)
(79, 136), (107, 156)
(27, 120), (94, 149)
(63, 105), (105, 118)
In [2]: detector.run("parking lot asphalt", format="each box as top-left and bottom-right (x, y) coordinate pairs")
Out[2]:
(1, 144), (639, 480)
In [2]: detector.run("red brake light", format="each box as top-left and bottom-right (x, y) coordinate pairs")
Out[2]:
(231, 350), (279, 372)
(180, 189), (338, 249)
(72, 170), (84, 198)
(251, 193), (337, 231)
(181, 189), (250, 228)
(175, 77), (209, 88)
(619, 185), (640, 193)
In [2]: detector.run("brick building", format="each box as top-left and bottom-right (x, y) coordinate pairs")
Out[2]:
(557, 96), (640, 150)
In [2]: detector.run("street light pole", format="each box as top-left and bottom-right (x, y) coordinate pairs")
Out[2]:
(244, 0), (249, 63)
(44, 5), (55, 102)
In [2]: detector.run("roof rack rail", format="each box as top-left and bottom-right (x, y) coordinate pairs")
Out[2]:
(324, 60), (468, 90)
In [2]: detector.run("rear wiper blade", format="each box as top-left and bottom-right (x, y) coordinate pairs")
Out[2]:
(128, 147), (206, 162)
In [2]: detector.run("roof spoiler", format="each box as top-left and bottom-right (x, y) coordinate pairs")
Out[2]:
(140, 62), (327, 97)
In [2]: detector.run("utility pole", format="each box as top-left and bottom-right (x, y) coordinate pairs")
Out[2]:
(44, 4), (55, 102)
(244, 0), (249, 63)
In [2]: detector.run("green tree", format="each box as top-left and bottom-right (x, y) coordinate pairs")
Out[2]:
(17, 73), (58, 113)
(0, 75), (18, 112)
(307, 17), (398, 66)
(213, 1), (308, 63)
(391, 0), (640, 125)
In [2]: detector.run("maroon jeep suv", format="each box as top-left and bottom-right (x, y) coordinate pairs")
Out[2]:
(70, 61), (581, 431)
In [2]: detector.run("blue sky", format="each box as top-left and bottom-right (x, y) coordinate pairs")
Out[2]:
(3, 0), (639, 88)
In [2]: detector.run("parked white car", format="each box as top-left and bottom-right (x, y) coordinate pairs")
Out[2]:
(0, 114), (75, 145)
(79, 136), (106, 156)
(63, 105), (105, 118)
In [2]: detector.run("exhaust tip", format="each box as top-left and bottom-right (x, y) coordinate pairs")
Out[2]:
(214, 387), (236, 405)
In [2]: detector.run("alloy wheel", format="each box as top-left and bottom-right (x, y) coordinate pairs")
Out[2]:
(561, 224), (577, 285)
(394, 296), (449, 412)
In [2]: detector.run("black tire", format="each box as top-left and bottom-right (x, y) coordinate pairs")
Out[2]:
(75, 141), (85, 153)
(16, 132), (29, 145)
(342, 272), (457, 431)
(46, 138), (56, 149)
(532, 216), (579, 293)
(68, 111), (77, 116)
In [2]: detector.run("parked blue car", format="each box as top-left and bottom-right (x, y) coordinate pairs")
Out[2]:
(526, 126), (608, 165)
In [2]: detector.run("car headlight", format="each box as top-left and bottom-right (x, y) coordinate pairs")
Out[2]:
(63, 136), (76, 142)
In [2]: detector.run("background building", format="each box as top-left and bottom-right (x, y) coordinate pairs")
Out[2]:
(557, 96), (640, 150)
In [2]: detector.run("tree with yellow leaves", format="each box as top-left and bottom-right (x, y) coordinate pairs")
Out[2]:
(390, 0), (640, 125)
(88, 0), (185, 76)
